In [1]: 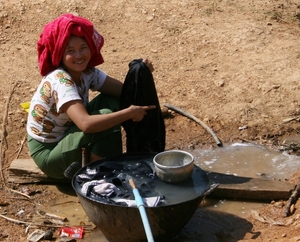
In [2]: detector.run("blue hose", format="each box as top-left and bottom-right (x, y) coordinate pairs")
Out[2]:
(130, 179), (154, 242)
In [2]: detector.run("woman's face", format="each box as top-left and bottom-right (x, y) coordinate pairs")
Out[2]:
(62, 35), (91, 76)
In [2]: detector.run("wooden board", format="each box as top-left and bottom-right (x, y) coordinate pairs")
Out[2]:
(8, 159), (295, 200)
(206, 171), (295, 200)
(8, 158), (70, 184)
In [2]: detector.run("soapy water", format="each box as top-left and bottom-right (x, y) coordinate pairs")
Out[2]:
(191, 142), (300, 220)
(191, 142), (300, 180)
(74, 158), (210, 206)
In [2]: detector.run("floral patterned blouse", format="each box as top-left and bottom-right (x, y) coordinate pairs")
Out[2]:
(27, 67), (106, 143)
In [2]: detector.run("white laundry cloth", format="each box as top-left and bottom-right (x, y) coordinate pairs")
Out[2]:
(111, 196), (161, 207)
(81, 180), (121, 197)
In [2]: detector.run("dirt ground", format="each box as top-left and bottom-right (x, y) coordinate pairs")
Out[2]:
(1, 0), (300, 241)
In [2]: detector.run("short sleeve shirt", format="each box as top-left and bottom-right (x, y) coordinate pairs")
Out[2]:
(27, 67), (106, 143)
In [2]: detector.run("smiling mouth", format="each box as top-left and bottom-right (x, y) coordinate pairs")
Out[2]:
(74, 60), (85, 64)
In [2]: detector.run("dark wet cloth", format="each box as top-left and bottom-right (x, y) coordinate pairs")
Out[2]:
(75, 161), (163, 206)
(120, 59), (166, 153)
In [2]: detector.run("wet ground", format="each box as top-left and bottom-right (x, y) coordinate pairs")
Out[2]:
(6, 131), (298, 242)
(43, 188), (256, 242)
(192, 142), (300, 180)
(43, 142), (300, 241)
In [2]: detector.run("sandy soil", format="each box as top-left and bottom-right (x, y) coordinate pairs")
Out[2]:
(0, 0), (300, 241)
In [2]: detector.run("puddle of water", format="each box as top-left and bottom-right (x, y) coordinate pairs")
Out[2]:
(40, 142), (300, 241)
(191, 142), (300, 219)
(191, 142), (300, 180)
(38, 185), (108, 241)
(201, 197), (262, 217)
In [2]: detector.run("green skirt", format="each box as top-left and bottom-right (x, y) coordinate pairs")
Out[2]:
(28, 94), (122, 179)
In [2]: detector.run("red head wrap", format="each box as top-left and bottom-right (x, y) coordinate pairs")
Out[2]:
(37, 14), (104, 76)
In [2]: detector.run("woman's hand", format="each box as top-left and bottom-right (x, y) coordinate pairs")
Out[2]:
(143, 59), (154, 72)
(129, 105), (156, 122)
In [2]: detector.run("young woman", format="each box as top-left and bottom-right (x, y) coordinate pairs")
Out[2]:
(27, 14), (155, 179)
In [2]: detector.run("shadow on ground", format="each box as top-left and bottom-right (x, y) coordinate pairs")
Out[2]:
(173, 208), (254, 242)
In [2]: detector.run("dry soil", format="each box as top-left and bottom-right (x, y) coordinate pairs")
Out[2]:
(1, 0), (300, 241)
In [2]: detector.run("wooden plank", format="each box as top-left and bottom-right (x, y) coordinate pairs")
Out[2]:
(8, 159), (295, 200)
(206, 171), (295, 200)
(8, 158), (69, 184)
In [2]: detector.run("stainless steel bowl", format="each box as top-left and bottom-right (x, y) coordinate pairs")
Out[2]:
(153, 150), (194, 183)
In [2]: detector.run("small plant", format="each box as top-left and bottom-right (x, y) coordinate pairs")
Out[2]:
(204, 8), (213, 16)
(205, 0), (218, 17)
(270, 10), (283, 21)
(11, 16), (18, 22)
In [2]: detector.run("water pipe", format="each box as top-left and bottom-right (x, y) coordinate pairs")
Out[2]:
(129, 178), (154, 242)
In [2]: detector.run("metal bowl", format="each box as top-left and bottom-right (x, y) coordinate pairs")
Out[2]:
(153, 150), (194, 183)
